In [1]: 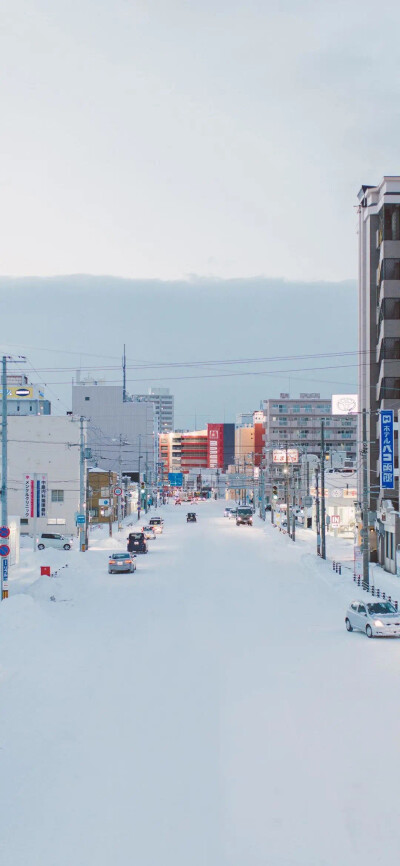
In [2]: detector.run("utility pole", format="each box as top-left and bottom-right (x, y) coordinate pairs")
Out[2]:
(362, 408), (369, 589)
(320, 420), (326, 559)
(144, 455), (148, 513)
(291, 469), (296, 542)
(118, 434), (123, 531)
(79, 416), (86, 551)
(122, 344), (127, 403)
(108, 470), (113, 537)
(1, 355), (26, 599)
(315, 466), (321, 555)
(285, 469), (290, 537)
(1, 356), (8, 599)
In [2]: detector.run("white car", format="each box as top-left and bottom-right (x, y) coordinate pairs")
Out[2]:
(345, 599), (400, 638)
(37, 532), (73, 551)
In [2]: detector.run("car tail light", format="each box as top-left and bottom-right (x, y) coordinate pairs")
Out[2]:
(109, 560), (116, 564)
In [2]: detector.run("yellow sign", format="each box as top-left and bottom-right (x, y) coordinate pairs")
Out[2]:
(0, 386), (34, 399)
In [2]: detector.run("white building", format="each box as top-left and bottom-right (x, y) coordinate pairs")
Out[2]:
(4, 416), (84, 536)
(72, 383), (157, 481)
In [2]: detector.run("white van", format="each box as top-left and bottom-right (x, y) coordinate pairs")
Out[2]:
(37, 532), (72, 551)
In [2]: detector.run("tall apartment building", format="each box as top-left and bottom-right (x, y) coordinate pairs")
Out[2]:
(358, 177), (400, 569)
(263, 393), (357, 493)
(264, 393), (357, 456)
(134, 388), (174, 433)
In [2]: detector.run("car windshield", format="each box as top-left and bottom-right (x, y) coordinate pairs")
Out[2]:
(111, 553), (130, 559)
(367, 602), (396, 615)
(238, 508), (252, 515)
(130, 534), (142, 540)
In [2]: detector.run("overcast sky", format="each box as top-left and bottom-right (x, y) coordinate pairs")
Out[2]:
(1, 0), (399, 281)
(0, 275), (357, 427)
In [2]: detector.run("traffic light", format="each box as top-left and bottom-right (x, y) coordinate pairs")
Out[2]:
(272, 485), (278, 499)
(141, 482), (145, 491)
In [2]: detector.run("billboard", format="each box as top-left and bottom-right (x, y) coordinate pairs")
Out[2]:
(208, 423), (224, 468)
(272, 449), (299, 464)
(24, 474), (47, 518)
(332, 394), (358, 415)
(380, 410), (394, 489)
(0, 386), (34, 400)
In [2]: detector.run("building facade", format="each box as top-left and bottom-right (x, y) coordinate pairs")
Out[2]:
(134, 388), (174, 433)
(4, 416), (84, 536)
(1, 373), (51, 415)
(263, 393), (357, 498)
(358, 177), (400, 570)
(72, 383), (157, 481)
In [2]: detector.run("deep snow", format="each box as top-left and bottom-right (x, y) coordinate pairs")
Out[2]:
(1, 502), (400, 866)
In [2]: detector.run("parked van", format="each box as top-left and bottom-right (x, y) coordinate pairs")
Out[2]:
(37, 533), (72, 551)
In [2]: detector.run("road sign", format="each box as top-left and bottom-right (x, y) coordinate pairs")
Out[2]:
(0, 544), (10, 557)
(168, 472), (183, 487)
(2, 558), (8, 581)
(331, 515), (341, 527)
(114, 486), (123, 496)
(304, 496), (313, 508)
(0, 526), (10, 538)
(99, 498), (110, 506)
(76, 514), (86, 525)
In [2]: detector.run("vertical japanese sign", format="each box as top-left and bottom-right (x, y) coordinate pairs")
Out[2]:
(380, 410), (394, 489)
(24, 474), (47, 517)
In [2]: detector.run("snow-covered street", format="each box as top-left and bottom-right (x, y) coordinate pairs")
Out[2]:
(1, 501), (400, 866)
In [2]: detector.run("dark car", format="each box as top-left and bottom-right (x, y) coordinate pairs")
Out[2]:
(127, 532), (148, 554)
(187, 512), (197, 522)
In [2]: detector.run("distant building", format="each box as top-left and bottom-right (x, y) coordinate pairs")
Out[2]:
(134, 387), (174, 433)
(1, 373), (51, 415)
(159, 423), (235, 480)
(72, 382), (157, 480)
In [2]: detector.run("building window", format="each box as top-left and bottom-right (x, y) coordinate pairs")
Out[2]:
(85, 396), (90, 401)
(20, 518), (28, 525)
(51, 490), (64, 502)
(47, 518), (66, 525)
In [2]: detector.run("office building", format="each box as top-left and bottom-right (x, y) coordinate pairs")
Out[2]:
(72, 382), (157, 480)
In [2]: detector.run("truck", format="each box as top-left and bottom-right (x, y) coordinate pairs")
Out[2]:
(236, 506), (253, 526)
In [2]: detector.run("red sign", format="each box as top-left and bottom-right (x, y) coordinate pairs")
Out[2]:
(207, 423), (224, 468)
(331, 515), (341, 527)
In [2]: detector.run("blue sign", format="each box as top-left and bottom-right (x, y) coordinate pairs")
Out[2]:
(0, 526), (10, 538)
(76, 514), (86, 525)
(380, 410), (394, 489)
(2, 558), (8, 582)
(168, 472), (183, 487)
(0, 544), (10, 557)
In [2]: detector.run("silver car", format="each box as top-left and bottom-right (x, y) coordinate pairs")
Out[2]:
(108, 553), (136, 574)
(345, 599), (400, 638)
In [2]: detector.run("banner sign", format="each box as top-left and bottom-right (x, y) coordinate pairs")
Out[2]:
(0, 386), (34, 399)
(24, 474), (47, 518)
(380, 410), (394, 489)
(273, 449), (299, 464)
